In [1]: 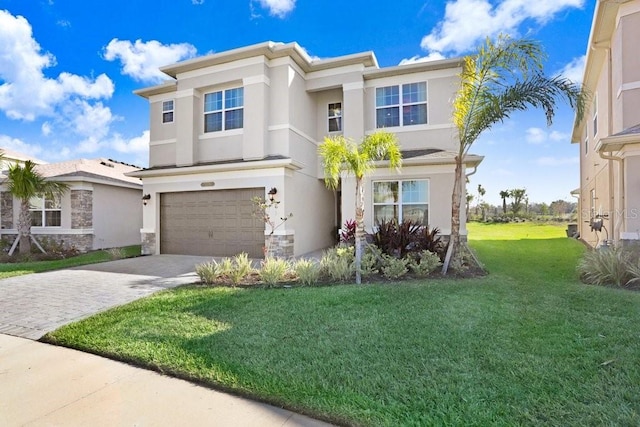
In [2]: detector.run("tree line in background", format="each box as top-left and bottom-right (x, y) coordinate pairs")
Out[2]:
(466, 184), (577, 222)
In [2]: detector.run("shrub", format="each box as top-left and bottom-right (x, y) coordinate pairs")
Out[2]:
(228, 252), (254, 285)
(408, 250), (442, 277)
(340, 219), (356, 245)
(373, 219), (444, 260)
(293, 259), (321, 286)
(360, 244), (383, 278)
(381, 254), (408, 280)
(320, 246), (354, 282)
(577, 246), (640, 288)
(196, 260), (222, 285)
(106, 247), (126, 260)
(218, 258), (234, 276)
(259, 257), (291, 287)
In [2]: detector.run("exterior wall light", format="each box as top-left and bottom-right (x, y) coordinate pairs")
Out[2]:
(142, 194), (151, 206)
(268, 187), (278, 202)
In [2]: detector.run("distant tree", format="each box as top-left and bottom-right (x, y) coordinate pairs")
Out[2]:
(466, 193), (474, 221)
(476, 184), (486, 215)
(550, 199), (569, 217)
(319, 131), (402, 285)
(540, 202), (550, 216)
(510, 189), (527, 216)
(500, 190), (510, 214)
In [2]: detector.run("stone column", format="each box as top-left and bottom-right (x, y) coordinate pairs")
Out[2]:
(1, 192), (14, 230)
(71, 190), (93, 228)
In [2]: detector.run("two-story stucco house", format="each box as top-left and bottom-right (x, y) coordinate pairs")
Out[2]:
(572, 0), (640, 248)
(131, 41), (482, 258)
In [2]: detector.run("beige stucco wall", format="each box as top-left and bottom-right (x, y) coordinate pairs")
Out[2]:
(92, 183), (143, 249)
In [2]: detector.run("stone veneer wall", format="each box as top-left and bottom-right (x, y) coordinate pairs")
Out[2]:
(266, 234), (294, 259)
(38, 234), (94, 253)
(71, 190), (93, 229)
(141, 232), (156, 255)
(1, 192), (13, 230)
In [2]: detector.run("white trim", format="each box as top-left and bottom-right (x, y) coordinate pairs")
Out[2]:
(150, 138), (176, 146)
(621, 231), (640, 240)
(243, 75), (271, 86)
(176, 88), (199, 99)
(265, 229), (294, 237)
(199, 128), (243, 140)
(267, 124), (316, 144)
(69, 185), (93, 191)
(366, 122), (455, 134)
(268, 57), (306, 80)
(29, 228), (94, 235)
(306, 64), (365, 80)
(617, 80), (640, 98)
(178, 56), (267, 80)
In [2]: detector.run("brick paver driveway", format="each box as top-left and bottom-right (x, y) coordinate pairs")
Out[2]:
(0, 255), (210, 339)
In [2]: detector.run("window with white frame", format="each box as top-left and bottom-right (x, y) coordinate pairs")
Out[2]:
(204, 87), (244, 133)
(584, 125), (588, 155)
(373, 179), (429, 225)
(162, 100), (174, 123)
(376, 82), (427, 128)
(328, 102), (342, 132)
(30, 195), (61, 227)
(592, 94), (598, 137)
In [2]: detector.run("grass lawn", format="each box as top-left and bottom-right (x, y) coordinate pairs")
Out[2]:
(0, 245), (141, 279)
(45, 224), (640, 426)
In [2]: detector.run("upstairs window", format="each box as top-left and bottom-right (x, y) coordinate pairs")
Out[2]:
(30, 195), (61, 227)
(204, 87), (244, 133)
(162, 100), (174, 123)
(584, 125), (588, 155)
(376, 82), (427, 128)
(373, 179), (429, 225)
(592, 94), (598, 137)
(328, 102), (342, 132)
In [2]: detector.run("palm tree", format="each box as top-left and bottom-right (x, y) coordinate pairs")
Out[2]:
(319, 130), (402, 284)
(444, 34), (586, 273)
(500, 190), (510, 214)
(6, 161), (69, 254)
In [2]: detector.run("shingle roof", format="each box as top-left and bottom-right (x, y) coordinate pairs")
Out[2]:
(34, 158), (142, 187)
(0, 147), (46, 164)
(613, 123), (640, 137)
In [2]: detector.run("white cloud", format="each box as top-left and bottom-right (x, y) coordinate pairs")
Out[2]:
(526, 127), (570, 144)
(112, 130), (149, 154)
(420, 0), (584, 56)
(0, 10), (113, 121)
(399, 52), (446, 65)
(0, 134), (44, 158)
(41, 122), (52, 136)
(558, 55), (585, 84)
(103, 39), (197, 84)
(192, 0), (205, 4)
(256, 0), (296, 18)
(536, 156), (579, 166)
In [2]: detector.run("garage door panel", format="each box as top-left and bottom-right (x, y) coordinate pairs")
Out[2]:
(160, 188), (264, 257)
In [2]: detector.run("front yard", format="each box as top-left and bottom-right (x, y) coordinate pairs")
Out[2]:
(44, 223), (640, 426)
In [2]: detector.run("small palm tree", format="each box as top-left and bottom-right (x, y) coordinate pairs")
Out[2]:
(6, 161), (69, 254)
(319, 130), (402, 284)
(500, 190), (510, 214)
(445, 34), (587, 273)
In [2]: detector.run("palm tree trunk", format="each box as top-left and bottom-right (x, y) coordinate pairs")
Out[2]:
(443, 156), (463, 274)
(354, 178), (365, 285)
(17, 199), (32, 254)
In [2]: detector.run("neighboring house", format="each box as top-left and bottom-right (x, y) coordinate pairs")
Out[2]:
(0, 148), (46, 169)
(131, 41), (483, 258)
(0, 156), (143, 252)
(571, 0), (640, 247)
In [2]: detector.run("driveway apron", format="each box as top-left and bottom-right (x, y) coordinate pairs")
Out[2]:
(0, 255), (210, 339)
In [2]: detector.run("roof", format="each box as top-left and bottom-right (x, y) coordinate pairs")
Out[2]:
(34, 158), (142, 187)
(596, 122), (640, 152)
(135, 41), (462, 99)
(0, 147), (46, 164)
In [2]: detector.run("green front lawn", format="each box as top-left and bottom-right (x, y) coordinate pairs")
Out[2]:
(45, 224), (640, 426)
(0, 245), (141, 279)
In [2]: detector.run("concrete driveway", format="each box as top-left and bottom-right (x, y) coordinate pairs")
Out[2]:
(0, 254), (210, 339)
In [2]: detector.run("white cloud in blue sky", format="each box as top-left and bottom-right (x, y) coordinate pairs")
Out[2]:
(256, 0), (296, 18)
(420, 0), (585, 56)
(103, 39), (197, 84)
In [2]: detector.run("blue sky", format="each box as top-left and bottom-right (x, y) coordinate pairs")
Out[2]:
(0, 0), (594, 205)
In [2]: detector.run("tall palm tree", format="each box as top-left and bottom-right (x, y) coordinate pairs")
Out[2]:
(319, 130), (402, 284)
(444, 34), (586, 273)
(500, 190), (510, 214)
(6, 161), (69, 254)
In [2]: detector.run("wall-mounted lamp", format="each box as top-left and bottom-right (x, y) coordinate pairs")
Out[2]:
(268, 187), (278, 202)
(142, 194), (151, 206)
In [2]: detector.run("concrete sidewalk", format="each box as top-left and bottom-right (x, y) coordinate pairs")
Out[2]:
(0, 334), (334, 427)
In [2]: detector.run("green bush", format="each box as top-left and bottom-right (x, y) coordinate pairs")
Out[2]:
(195, 260), (222, 285)
(106, 247), (126, 260)
(259, 257), (291, 287)
(577, 246), (640, 288)
(320, 246), (354, 282)
(381, 254), (408, 280)
(293, 259), (320, 286)
(228, 252), (254, 285)
(360, 244), (383, 278)
(408, 250), (442, 277)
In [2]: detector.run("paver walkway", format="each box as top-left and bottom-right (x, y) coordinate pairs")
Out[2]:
(0, 255), (210, 339)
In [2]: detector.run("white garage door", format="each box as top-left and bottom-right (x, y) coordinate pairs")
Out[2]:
(160, 188), (264, 258)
